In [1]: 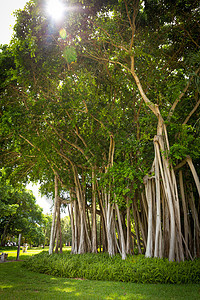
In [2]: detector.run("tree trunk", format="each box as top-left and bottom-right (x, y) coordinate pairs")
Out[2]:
(179, 170), (189, 259)
(154, 139), (162, 258)
(72, 164), (91, 254)
(115, 203), (126, 260)
(106, 199), (115, 256)
(91, 169), (97, 253)
(126, 198), (132, 254)
(131, 58), (185, 261)
(162, 189), (170, 258)
(144, 176), (153, 258)
(186, 156), (200, 198)
(101, 213), (107, 252)
(74, 198), (78, 254)
(132, 200), (142, 254)
(69, 198), (75, 254)
(49, 175), (58, 255)
(55, 199), (62, 254)
(188, 184), (200, 257)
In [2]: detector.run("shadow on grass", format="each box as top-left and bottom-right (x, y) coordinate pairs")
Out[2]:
(0, 262), (200, 300)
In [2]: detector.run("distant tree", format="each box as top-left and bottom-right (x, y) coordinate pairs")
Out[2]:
(61, 216), (72, 246)
(0, 170), (46, 246)
(42, 214), (52, 247)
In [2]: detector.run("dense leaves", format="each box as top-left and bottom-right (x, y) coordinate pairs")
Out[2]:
(24, 251), (200, 284)
(0, 170), (45, 246)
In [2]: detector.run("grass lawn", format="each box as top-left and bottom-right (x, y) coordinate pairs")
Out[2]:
(0, 248), (200, 299)
(0, 246), (50, 260)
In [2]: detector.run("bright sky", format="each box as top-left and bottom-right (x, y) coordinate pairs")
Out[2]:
(26, 182), (53, 215)
(0, 0), (67, 45)
(0, 0), (29, 45)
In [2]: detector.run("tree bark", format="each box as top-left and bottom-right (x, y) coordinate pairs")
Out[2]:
(72, 164), (91, 254)
(91, 169), (97, 253)
(179, 170), (189, 259)
(49, 175), (58, 255)
(154, 139), (162, 258)
(132, 200), (142, 254)
(186, 156), (200, 198)
(144, 176), (153, 258)
(115, 203), (126, 260)
(188, 184), (200, 257)
(126, 198), (132, 254)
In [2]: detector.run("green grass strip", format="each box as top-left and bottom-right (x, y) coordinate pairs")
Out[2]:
(0, 261), (200, 299)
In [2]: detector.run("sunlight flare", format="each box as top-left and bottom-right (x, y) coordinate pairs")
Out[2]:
(46, 0), (65, 21)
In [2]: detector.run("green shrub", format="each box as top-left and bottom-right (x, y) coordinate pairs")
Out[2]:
(23, 251), (200, 284)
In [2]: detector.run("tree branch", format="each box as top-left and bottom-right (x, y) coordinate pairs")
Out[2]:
(183, 98), (200, 125)
(167, 66), (200, 122)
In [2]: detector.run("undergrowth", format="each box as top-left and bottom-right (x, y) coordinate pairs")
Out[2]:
(23, 251), (200, 284)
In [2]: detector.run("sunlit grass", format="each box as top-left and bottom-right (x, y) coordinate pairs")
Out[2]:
(0, 261), (200, 300)
(0, 247), (46, 261)
(0, 248), (200, 299)
(0, 246), (71, 261)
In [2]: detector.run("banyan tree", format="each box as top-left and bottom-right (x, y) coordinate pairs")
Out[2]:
(0, 0), (199, 262)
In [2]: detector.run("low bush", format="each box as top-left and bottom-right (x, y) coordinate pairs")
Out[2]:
(23, 251), (200, 284)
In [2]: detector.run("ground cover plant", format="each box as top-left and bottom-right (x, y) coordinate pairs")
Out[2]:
(23, 250), (200, 284)
(0, 261), (200, 300)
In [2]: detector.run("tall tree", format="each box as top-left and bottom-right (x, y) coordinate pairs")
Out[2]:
(0, 0), (199, 261)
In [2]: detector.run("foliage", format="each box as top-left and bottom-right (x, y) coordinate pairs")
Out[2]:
(0, 170), (46, 246)
(169, 124), (200, 162)
(23, 251), (200, 284)
(1, 0), (199, 189)
(61, 216), (72, 245)
(42, 214), (52, 246)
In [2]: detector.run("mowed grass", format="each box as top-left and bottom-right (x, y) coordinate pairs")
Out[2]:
(0, 248), (200, 300)
(0, 246), (48, 260)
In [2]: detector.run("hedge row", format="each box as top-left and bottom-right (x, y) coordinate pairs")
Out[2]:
(23, 251), (200, 284)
